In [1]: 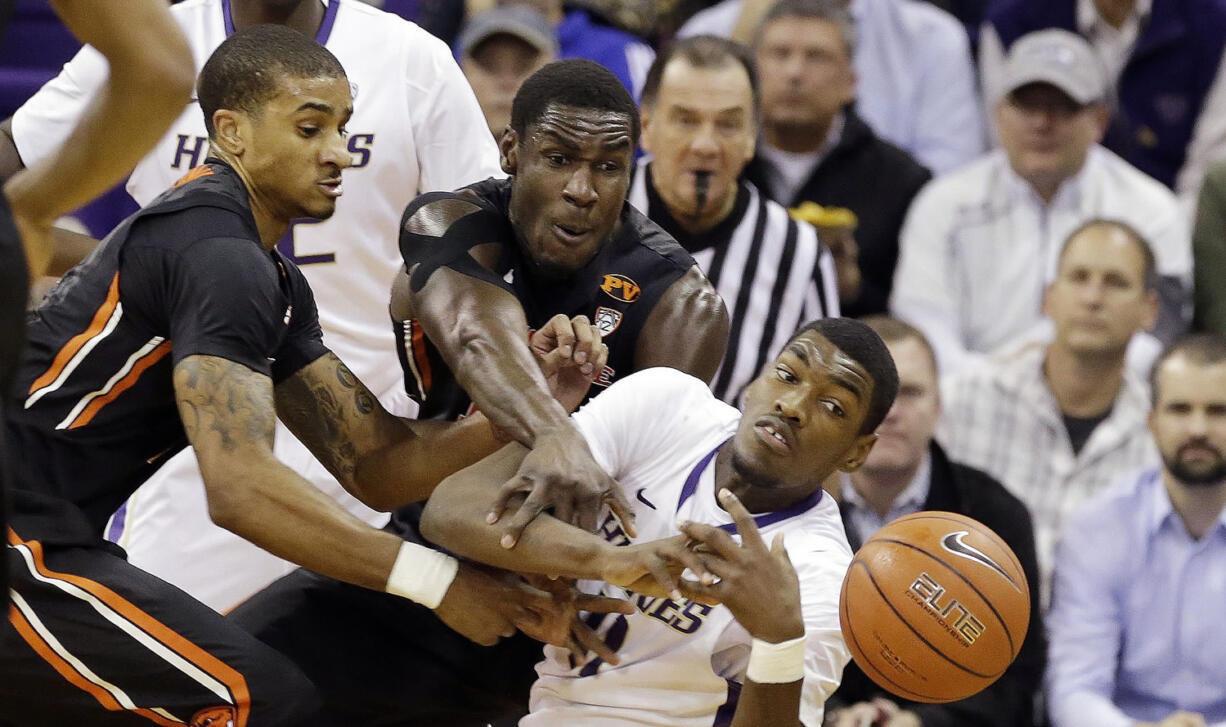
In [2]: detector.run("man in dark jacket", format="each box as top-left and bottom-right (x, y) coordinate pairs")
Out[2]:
(744, 0), (930, 317)
(826, 316), (1045, 727)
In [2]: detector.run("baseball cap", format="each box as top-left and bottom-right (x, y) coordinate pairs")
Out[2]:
(457, 5), (559, 59)
(999, 29), (1108, 105)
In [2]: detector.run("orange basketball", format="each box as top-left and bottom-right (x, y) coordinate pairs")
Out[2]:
(839, 511), (1030, 703)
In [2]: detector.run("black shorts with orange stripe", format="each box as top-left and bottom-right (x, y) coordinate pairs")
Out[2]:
(2, 526), (319, 727)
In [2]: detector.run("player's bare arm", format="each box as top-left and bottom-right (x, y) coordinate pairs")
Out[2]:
(422, 444), (713, 597)
(274, 351), (503, 511)
(486, 265), (729, 545)
(175, 354), (408, 591)
(174, 353), (569, 646)
(636, 264), (730, 382)
(678, 489), (806, 727)
(4, 0), (194, 278)
(398, 198), (633, 542)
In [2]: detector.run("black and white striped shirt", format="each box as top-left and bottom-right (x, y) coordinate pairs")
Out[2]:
(630, 163), (840, 404)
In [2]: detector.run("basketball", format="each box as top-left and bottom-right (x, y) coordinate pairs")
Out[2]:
(839, 511), (1030, 703)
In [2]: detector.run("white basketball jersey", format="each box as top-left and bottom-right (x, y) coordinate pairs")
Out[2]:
(526, 368), (853, 727)
(12, 0), (502, 405)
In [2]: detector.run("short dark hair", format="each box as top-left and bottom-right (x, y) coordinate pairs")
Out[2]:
(858, 315), (939, 377)
(1058, 218), (1157, 289)
(789, 318), (899, 434)
(640, 35), (760, 114)
(198, 25), (347, 137)
(757, 0), (857, 56)
(1149, 333), (1226, 405)
(509, 59), (640, 145)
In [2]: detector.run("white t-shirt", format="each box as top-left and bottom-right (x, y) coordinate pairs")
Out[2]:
(12, 0), (503, 405)
(525, 368), (853, 727)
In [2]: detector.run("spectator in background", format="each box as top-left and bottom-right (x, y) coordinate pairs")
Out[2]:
(627, 34), (839, 404)
(980, 0), (1226, 210)
(743, 0), (930, 317)
(504, 0), (655, 99)
(678, 0), (984, 175)
(1046, 333), (1226, 727)
(940, 220), (1161, 603)
(891, 28), (1190, 378)
(458, 5), (558, 139)
(827, 316), (1044, 727)
(1193, 160), (1226, 338)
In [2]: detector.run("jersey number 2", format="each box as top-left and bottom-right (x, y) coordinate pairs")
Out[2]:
(276, 218), (334, 265)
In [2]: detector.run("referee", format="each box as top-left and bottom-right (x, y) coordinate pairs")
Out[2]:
(629, 34), (839, 404)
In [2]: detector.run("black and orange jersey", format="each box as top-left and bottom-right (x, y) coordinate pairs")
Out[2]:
(5, 160), (327, 543)
(395, 176), (695, 422)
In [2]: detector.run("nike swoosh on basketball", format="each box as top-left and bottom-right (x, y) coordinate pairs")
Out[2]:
(635, 488), (656, 510)
(940, 531), (1021, 591)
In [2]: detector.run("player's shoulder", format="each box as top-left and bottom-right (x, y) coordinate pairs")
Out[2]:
(620, 204), (694, 270)
(330, 0), (457, 67)
(608, 367), (714, 400)
(586, 368), (728, 424)
(784, 499), (854, 572)
(128, 164), (260, 253)
(401, 180), (506, 237)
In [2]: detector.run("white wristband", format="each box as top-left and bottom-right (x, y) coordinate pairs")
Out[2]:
(384, 541), (459, 610)
(746, 635), (806, 684)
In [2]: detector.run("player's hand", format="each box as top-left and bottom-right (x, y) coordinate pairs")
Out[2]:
(488, 425), (635, 546)
(598, 534), (718, 604)
(517, 575), (635, 665)
(432, 562), (521, 646)
(675, 489), (804, 643)
(530, 313), (609, 412)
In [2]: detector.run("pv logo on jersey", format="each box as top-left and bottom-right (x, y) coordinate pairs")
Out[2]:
(600, 274), (640, 303)
(594, 306), (622, 336)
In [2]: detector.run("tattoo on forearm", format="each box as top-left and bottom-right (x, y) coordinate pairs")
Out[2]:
(174, 356), (275, 453)
(333, 359), (375, 414)
(275, 353), (391, 482)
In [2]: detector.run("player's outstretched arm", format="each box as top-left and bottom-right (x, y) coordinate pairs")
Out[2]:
(174, 353), (555, 646)
(4, 0), (193, 278)
(484, 264), (730, 546)
(422, 443), (709, 594)
(679, 489), (806, 727)
(176, 354), (412, 590)
(274, 351), (503, 511)
(397, 200), (635, 541)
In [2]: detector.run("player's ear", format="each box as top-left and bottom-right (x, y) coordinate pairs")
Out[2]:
(212, 109), (246, 157)
(499, 127), (519, 175)
(838, 433), (878, 473)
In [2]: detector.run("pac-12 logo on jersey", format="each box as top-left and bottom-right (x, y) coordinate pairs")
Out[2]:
(600, 274), (640, 303)
(594, 306), (622, 336)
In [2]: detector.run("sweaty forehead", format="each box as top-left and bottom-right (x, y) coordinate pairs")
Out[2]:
(787, 332), (873, 398)
(271, 74), (352, 111)
(529, 103), (634, 147)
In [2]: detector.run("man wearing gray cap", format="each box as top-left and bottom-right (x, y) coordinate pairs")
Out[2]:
(889, 28), (1191, 380)
(458, 5), (558, 139)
